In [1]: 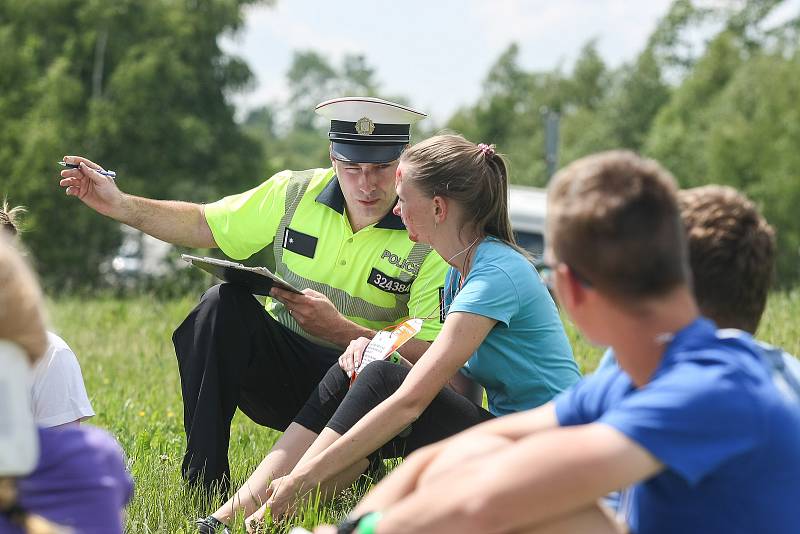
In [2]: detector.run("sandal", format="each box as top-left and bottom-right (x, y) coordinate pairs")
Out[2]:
(195, 515), (231, 534)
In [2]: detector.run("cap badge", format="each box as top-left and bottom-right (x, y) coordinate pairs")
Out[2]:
(355, 117), (376, 135)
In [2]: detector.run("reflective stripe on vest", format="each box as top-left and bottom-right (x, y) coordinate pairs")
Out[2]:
(271, 171), (434, 344)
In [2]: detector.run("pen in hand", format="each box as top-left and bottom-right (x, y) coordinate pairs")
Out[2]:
(58, 161), (117, 179)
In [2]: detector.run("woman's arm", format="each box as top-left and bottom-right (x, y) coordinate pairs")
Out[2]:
(289, 312), (496, 493)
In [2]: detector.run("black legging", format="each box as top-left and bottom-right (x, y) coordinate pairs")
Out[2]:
(293, 360), (495, 462)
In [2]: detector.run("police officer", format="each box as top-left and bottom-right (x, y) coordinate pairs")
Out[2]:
(58, 97), (448, 492)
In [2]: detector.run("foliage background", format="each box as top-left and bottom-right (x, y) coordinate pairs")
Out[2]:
(2, 0), (798, 287)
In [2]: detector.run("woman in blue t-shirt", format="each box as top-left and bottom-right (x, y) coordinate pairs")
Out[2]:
(200, 134), (580, 531)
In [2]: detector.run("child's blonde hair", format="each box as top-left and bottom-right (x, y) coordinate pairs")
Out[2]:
(0, 199), (26, 237)
(0, 236), (47, 363)
(0, 239), (64, 533)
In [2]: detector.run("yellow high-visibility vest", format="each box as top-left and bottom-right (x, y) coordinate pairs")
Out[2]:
(205, 168), (447, 347)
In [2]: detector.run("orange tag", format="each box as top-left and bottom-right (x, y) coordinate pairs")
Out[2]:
(353, 318), (423, 379)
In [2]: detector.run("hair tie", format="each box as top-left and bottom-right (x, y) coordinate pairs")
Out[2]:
(478, 143), (496, 159)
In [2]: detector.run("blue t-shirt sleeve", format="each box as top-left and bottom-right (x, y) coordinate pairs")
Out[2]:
(599, 366), (764, 486)
(554, 368), (619, 425)
(595, 347), (619, 373)
(447, 261), (519, 326)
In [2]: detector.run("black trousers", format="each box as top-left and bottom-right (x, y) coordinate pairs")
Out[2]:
(294, 360), (495, 464)
(172, 283), (341, 492)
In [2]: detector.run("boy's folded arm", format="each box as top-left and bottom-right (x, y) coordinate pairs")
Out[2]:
(376, 422), (662, 534)
(447, 402), (560, 443)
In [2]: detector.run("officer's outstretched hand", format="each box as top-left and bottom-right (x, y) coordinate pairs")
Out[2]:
(58, 156), (123, 218)
(270, 287), (345, 341)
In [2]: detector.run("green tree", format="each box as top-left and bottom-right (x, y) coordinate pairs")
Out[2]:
(644, 30), (746, 180)
(601, 48), (671, 151)
(248, 50), (385, 174)
(0, 0), (271, 288)
(559, 42), (617, 166)
(585, 0), (713, 153)
(285, 50), (380, 131)
(286, 50), (340, 130)
(447, 44), (556, 186)
(565, 40), (608, 111)
(648, 50), (800, 284)
(710, 53), (800, 284)
(644, 0), (800, 284)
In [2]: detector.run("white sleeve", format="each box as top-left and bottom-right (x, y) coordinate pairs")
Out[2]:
(30, 333), (95, 427)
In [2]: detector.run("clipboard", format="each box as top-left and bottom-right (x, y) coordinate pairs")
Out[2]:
(181, 254), (303, 296)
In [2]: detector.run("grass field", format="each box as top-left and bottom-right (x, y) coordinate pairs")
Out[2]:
(49, 290), (800, 533)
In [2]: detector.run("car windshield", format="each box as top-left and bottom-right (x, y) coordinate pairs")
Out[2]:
(513, 230), (544, 265)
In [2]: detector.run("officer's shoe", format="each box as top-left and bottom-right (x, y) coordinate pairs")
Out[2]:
(195, 515), (231, 534)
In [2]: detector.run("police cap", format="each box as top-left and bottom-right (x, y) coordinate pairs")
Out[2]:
(315, 97), (426, 164)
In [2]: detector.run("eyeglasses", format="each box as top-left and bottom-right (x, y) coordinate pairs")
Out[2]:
(539, 260), (592, 288)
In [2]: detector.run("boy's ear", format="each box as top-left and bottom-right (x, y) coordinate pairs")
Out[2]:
(557, 264), (588, 309)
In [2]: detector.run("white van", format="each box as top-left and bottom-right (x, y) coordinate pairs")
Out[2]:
(508, 185), (547, 264)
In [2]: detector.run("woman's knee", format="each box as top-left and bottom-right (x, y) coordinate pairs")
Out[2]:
(324, 361), (407, 436)
(292, 363), (351, 434)
(318, 363), (351, 397)
(355, 360), (406, 390)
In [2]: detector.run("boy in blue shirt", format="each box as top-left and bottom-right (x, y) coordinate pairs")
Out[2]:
(318, 151), (800, 534)
(596, 184), (800, 519)
(597, 185), (799, 401)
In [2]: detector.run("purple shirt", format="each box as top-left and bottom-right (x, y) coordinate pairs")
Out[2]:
(0, 426), (133, 534)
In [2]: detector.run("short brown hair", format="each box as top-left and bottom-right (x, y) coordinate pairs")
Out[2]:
(0, 236), (48, 363)
(547, 150), (689, 300)
(679, 185), (775, 334)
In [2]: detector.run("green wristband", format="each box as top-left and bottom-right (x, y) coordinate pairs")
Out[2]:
(387, 352), (402, 364)
(356, 511), (383, 534)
